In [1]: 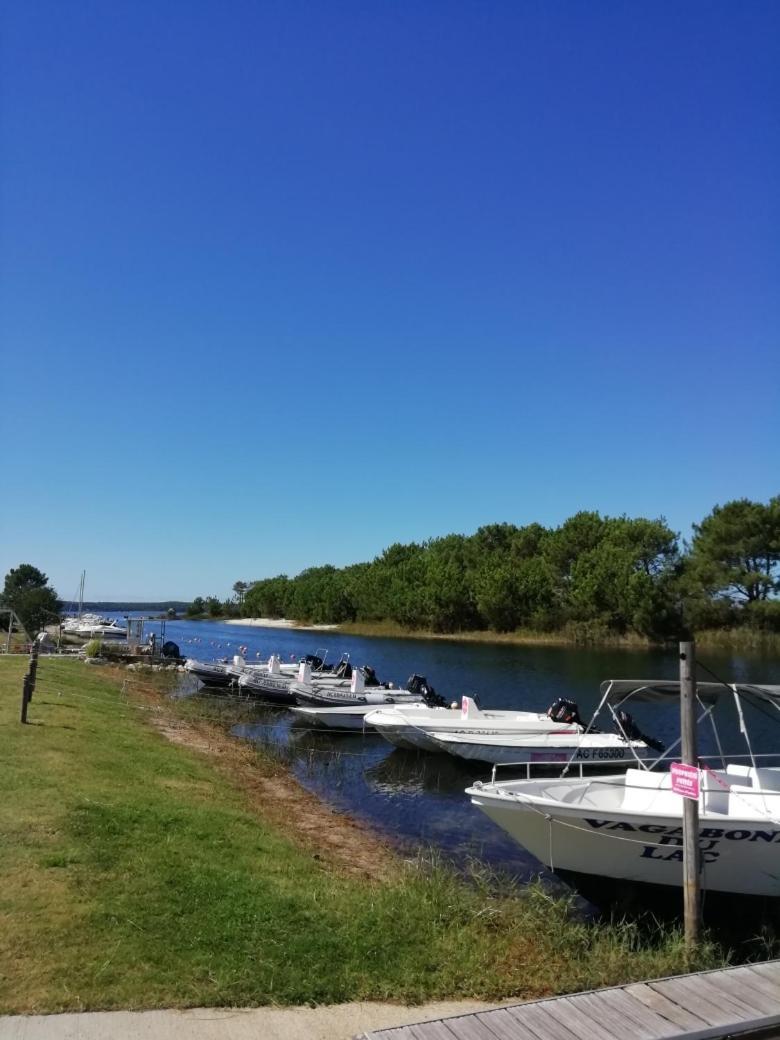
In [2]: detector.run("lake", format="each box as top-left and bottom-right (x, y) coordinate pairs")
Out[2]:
(120, 615), (780, 889)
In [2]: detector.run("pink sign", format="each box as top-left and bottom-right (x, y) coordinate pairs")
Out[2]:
(671, 762), (700, 800)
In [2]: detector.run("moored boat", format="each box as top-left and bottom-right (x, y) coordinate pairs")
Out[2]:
(467, 764), (780, 896)
(70, 617), (128, 640)
(238, 655), (352, 705)
(292, 670), (440, 709)
(466, 679), (780, 896)
(184, 658), (234, 687)
(187, 651), (331, 693)
(365, 694), (615, 756)
(366, 690), (661, 765)
(225, 652), (308, 684)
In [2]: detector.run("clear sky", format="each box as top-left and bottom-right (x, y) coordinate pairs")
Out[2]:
(1, 1), (777, 602)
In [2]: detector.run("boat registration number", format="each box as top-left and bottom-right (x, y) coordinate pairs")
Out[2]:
(575, 748), (627, 760)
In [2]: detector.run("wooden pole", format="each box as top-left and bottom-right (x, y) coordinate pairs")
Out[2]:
(679, 640), (701, 951)
(20, 674), (31, 723)
(28, 643), (39, 701)
(20, 643), (39, 723)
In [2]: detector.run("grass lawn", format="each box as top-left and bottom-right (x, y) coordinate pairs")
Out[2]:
(0, 657), (723, 1014)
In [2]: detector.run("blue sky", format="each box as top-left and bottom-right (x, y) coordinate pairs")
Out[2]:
(1, 1), (777, 601)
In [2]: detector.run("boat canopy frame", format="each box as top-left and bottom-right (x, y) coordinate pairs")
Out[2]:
(598, 679), (780, 712)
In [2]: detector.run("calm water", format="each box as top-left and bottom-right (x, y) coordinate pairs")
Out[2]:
(125, 615), (780, 886)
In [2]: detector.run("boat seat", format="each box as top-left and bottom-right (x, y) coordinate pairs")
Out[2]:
(725, 763), (753, 783)
(699, 769), (730, 815)
(620, 768), (681, 816)
(728, 783), (780, 819)
(750, 767), (780, 792)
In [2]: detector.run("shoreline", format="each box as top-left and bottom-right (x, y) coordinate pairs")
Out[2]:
(219, 618), (780, 654)
(224, 617), (339, 631)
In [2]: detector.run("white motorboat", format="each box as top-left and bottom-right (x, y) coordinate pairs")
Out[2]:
(366, 700), (568, 753)
(75, 619), (127, 640)
(364, 693), (641, 759)
(466, 679), (780, 897)
(225, 661), (298, 682)
(224, 650), (325, 684)
(291, 665), (426, 708)
(63, 611), (102, 633)
(187, 651), (330, 692)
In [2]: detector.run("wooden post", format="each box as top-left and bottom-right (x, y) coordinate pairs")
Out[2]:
(679, 640), (701, 951)
(28, 643), (39, 701)
(20, 643), (39, 722)
(20, 675), (31, 723)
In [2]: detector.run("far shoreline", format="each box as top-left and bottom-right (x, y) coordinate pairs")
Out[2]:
(187, 616), (780, 655)
(224, 617), (339, 631)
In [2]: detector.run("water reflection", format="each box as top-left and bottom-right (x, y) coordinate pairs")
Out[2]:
(365, 747), (482, 795)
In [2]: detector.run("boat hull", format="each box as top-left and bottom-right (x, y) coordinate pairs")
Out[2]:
(293, 685), (423, 709)
(184, 661), (233, 688)
(239, 671), (357, 705)
(198, 676), (233, 689)
(370, 722), (442, 752)
(238, 674), (297, 705)
(437, 736), (654, 766)
(468, 787), (780, 897)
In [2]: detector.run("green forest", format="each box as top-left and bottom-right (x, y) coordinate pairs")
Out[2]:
(189, 497), (780, 641)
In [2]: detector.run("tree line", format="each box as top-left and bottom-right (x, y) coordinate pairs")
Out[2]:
(216, 497), (779, 640)
(4, 496), (777, 643)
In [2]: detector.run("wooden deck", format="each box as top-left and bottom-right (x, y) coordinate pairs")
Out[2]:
(358, 961), (780, 1040)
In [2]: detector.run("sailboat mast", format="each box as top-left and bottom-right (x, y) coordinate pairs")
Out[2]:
(78, 571), (85, 620)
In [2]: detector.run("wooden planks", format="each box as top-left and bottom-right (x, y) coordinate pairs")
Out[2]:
(624, 982), (708, 1031)
(359, 960), (780, 1040)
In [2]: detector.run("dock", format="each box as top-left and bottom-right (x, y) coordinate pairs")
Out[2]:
(358, 960), (780, 1040)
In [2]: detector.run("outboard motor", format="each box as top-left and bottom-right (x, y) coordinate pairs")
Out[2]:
(407, 674), (448, 708)
(424, 685), (448, 708)
(161, 640), (180, 659)
(362, 665), (380, 687)
(547, 698), (582, 726)
(613, 710), (665, 754)
(305, 654), (325, 671)
(335, 659), (353, 679)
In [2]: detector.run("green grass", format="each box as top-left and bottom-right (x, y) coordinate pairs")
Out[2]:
(0, 658), (725, 1013)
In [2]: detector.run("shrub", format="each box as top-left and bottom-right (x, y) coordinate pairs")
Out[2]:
(84, 639), (103, 658)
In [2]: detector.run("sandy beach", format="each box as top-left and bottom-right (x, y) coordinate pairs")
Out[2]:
(225, 617), (339, 631)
